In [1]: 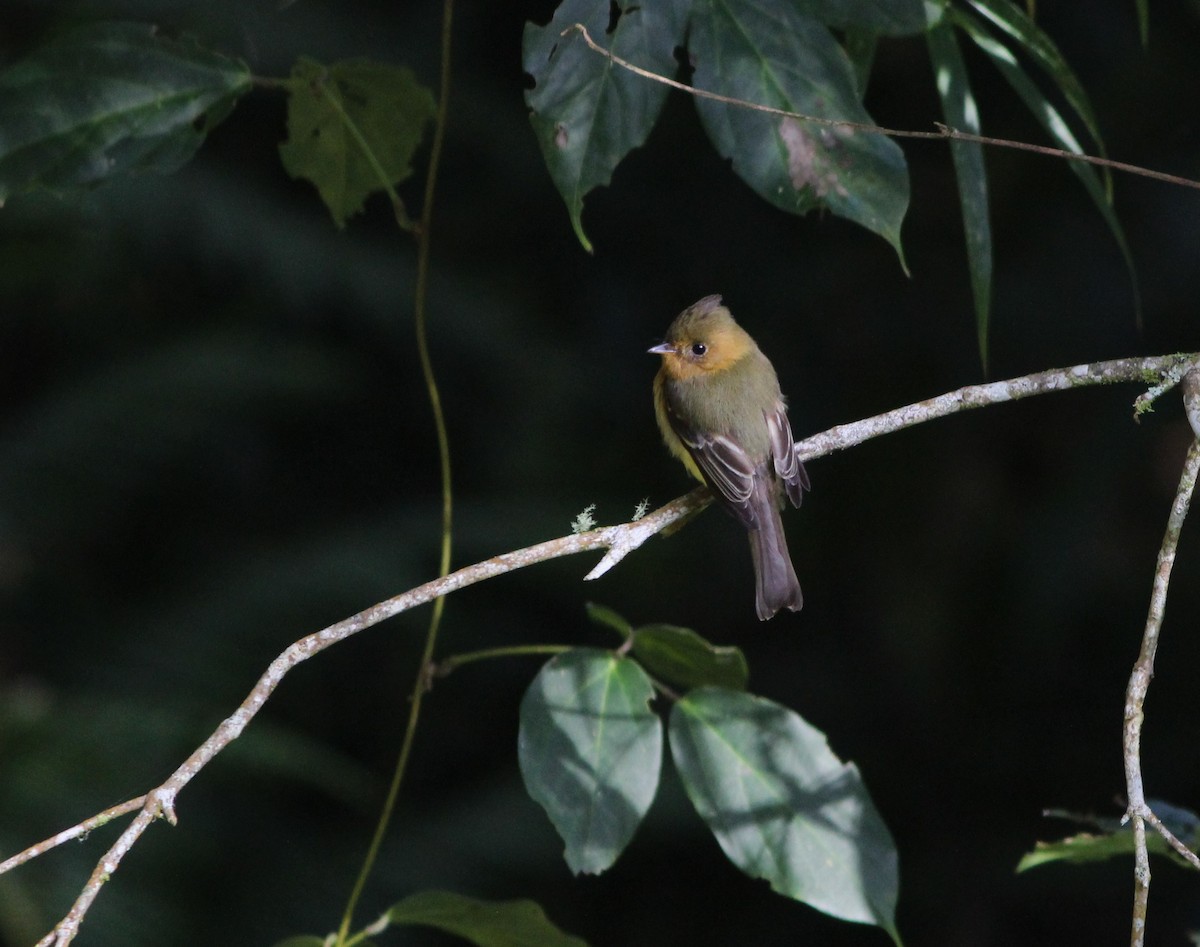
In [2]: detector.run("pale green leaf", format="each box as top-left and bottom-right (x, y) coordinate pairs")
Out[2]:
(518, 649), (662, 874)
(0, 21), (250, 203)
(670, 688), (900, 941)
(278, 57), (435, 228)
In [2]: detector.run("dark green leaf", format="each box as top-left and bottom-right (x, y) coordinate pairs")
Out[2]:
(0, 21), (250, 203)
(584, 601), (634, 640)
(386, 890), (589, 947)
(796, 0), (927, 36)
(927, 21), (992, 369)
(522, 0), (693, 252)
(270, 938), (326, 947)
(518, 649), (662, 874)
(689, 0), (909, 260)
(632, 624), (748, 691)
(278, 57), (436, 228)
(670, 688), (900, 941)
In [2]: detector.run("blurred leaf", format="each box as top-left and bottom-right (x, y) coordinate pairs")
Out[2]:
(0, 21), (250, 203)
(842, 27), (879, 96)
(518, 649), (662, 874)
(1017, 802), (1200, 872)
(670, 688), (900, 941)
(689, 0), (909, 262)
(522, 0), (693, 252)
(797, 0), (926, 36)
(385, 889), (589, 947)
(631, 623), (749, 691)
(952, 6), (1140, 321)
(278, 57), (435, 228)
(584, 601), (633, 640)
(270, 938), (326, 947)
(1135, 0), (1148, 46)
(928, 20), (992, 370)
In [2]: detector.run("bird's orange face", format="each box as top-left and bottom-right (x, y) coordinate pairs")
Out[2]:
(649, 317), (751, 381)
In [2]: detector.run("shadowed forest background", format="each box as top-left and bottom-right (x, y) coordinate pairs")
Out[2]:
(2, 1), (1200, 944)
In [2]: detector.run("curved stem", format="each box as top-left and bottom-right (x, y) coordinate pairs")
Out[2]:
(336, 0), (456, 942)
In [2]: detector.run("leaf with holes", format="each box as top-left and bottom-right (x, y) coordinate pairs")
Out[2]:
(523, 0), (693, 252)
(518, 648), (662, 874)
(278, 57), (435, 228)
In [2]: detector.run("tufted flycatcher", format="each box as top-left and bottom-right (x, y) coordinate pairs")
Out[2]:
(650, 295), (809, 620)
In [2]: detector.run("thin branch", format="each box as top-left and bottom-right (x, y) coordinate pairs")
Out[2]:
(0, 797), (145, 876)
(1121, 370), (1200, 947)
(563, 23), (1200, 193)
(12, 352), (1198, 945)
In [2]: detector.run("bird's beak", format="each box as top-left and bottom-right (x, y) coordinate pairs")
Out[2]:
(647, 342), (676, 355)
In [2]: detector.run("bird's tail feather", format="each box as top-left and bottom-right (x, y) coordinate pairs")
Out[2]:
(748, 493), (802, 621)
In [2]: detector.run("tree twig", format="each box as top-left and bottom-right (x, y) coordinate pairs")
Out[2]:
(561, 23), (1200, 193)
(9, 352), (1198, 945)
(1121, 370), (1200, 947)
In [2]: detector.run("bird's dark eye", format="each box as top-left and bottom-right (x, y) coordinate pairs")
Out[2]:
(690, 342), (707, 357)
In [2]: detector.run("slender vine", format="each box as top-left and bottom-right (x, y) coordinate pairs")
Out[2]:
(336, 0), (457, 941)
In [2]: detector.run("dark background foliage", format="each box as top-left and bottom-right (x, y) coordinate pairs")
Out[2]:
(1, 1), (1199, 944)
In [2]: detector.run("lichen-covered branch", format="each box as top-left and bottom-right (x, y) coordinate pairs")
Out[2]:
(9, 352), (1198, 946)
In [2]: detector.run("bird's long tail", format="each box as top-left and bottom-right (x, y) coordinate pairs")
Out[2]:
(747, 488), (802, 621)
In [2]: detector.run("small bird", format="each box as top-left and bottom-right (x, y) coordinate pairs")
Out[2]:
(649, 295), (809, 620)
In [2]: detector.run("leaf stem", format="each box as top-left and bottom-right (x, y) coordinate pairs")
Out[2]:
(434, 644), (572, 678)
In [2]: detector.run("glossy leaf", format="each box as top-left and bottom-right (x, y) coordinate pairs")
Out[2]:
(386, 890), (589, 947)
(928, 20), (992, 369)
(523, 0), (693, 252)
(278, 57), (435, 228)
(689, 0), (909, 261)
(0, 21), (250, 203)
(631, 623), (749, 691)
(670, 688), (900, 941)
(518, 649), (662, 874)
